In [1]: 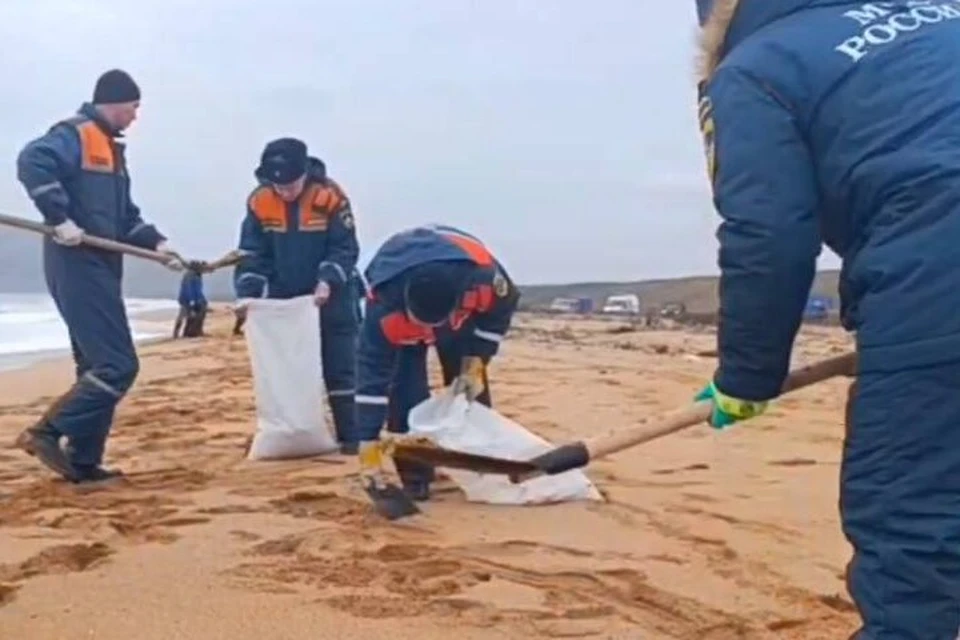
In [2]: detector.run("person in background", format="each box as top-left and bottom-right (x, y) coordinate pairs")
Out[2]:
(232, 299), (248, 337)
(693, 1), (960, 636)
(234, 138), (361, 453)
(173, 267), (207, 338)
(355, 224), (520, 500)
(13, 68), (185, 484)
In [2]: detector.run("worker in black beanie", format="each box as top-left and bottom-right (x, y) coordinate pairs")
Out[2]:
(11, 68), (185, 485)
(93, 69), (140, 104)
(91, 69), (141, 133)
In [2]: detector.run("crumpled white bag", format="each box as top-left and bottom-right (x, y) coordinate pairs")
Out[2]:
(407, 389), (604, 505)
(242, 295), (338, 460)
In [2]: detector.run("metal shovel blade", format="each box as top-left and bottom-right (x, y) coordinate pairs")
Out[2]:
(361, 474), (420, 521)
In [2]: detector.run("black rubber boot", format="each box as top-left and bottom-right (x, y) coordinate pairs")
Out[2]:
(15, 422), (76, 481)
(70, 465), (124, 485)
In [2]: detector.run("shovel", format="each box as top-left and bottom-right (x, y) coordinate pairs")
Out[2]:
(358, 440), (421, 520)
(359, 435), (542, 520)
(509, 351), (857, 483)
(384, 351), (857, 483)
(361, 433), (549, 519)
(0, 212), (248, 275)
(0, 212), (192, 267)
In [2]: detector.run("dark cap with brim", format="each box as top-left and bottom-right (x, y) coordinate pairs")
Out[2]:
(255, 137), (308, 184)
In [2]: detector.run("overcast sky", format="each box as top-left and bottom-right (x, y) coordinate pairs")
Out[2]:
(0, 0), (839, 284)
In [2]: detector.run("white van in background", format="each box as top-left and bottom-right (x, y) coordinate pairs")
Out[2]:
(601, 294), (640, 315)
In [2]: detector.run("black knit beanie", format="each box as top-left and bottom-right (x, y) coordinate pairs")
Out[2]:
(93, 69), (141, 104)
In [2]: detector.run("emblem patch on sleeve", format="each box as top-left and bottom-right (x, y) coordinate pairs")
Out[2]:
(493, 271), (509, 298)
(698, 84), (717, 184)
(339, 207), (355, 230)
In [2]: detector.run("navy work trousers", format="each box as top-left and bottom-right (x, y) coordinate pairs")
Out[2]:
(321, 282), (359, 444)
(842, 361), (960, 639)
(43, 242), (139, 468)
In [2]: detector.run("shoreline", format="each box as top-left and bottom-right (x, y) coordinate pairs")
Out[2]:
(0, 304), (182, 374)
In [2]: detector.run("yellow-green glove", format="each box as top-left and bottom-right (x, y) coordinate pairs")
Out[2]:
(451, 356), (486, 400)
(358, 440), (385, 474)
(694, 381), (768, 429)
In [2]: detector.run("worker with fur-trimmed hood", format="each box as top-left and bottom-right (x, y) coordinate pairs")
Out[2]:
(691, 1), (960, 637)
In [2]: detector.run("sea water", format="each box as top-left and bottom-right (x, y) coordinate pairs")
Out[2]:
(0, 293), (179, 372)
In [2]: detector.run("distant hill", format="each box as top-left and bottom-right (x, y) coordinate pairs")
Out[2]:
(0, 226), (841, 312)
(518, 271), (842, 314)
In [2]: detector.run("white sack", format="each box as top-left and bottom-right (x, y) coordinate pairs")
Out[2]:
(243, 295), (338, 460)
(407, 390), (603, 505)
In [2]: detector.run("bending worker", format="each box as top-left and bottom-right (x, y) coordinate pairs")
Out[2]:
(355, 224), (520, 500)
(234, 137), (361, 454)
(14, 69), (184, 484)
(693, 1), (960, 638)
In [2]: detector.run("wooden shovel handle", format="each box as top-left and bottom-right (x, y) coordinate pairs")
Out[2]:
(199, 249), (248, 273)
(588, 351), (856, 460)
(0, 212), (172, 265)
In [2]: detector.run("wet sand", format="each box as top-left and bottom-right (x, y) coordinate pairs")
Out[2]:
(0, 308), (860, 639)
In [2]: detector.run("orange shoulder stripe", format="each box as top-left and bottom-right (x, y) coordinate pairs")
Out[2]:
(75, 122), (115, 173)
(248, 187), (288, 231)
(298, 182), (339, 231)
(441, 233), (494, 266)
(314, 181), (345, 212)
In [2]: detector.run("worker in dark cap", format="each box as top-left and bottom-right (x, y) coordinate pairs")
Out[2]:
(13, 68), (185, 484)
(234, 137), (362, 454)
(354, 224), (520, 500)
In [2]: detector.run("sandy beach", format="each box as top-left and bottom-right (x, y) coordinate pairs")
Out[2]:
(0, 307), (861, 639)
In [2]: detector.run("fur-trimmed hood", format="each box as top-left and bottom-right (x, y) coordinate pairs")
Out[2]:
(697, 0), (742, 80)
(696, 0), (849, 80)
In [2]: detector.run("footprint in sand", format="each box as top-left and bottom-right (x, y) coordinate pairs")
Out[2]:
(269, 490), (370, 521)
(768, 458), (818, 467)
(0, 583), (19, 607)
(320, 594), (476, 619)
(122, 467), (213, 492)
(229, 530), (262, 542)
(819, 593), (857, 613)
(651, 463), (710, 475)
(0, 542), (114, 585)
(227, 530), (765, 638)
(250, 534), (304, 557)
(767, 618), (809, 632)
(156, 515), (212, 528)
(199, 504), (265, 515)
